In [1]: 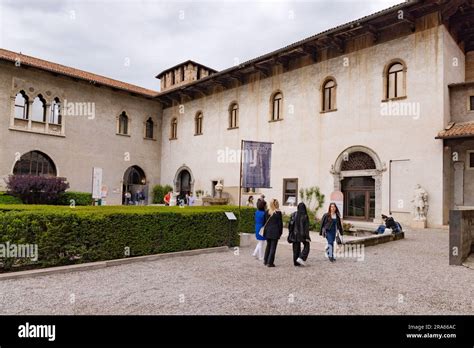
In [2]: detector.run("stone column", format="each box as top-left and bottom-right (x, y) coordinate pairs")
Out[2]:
(332, 173), (342, 191)
(9, 96), (16, 128)
(45, 103), (51, 133)
(453, 161), (465, 207)
(27, 101), (33, 130)
(372, 174), (382, 223)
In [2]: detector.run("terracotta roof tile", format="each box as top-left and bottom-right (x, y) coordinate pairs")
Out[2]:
(437, 121), (474, 139)
(0, 48), (158, 97)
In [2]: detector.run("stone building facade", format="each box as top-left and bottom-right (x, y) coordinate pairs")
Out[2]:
(0, 0), (473, 227)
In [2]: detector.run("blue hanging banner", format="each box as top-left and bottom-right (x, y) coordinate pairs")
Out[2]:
(241, 140), (272, 189)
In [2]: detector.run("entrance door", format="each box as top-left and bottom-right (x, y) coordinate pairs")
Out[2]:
(122, 166), (146, 205)
(342, 177), (375, 221)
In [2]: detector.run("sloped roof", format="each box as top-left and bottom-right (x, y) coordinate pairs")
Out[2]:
(436, 121), (474, 139)
(0, 48), (158, 97)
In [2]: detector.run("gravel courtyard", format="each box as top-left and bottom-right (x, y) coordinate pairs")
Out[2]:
(0, 228), (472, 315)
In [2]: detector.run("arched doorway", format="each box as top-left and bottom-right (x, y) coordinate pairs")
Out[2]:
(173, 166), (194, 202)
(331, 146), (385, 222)
(122, 165), (147, 205)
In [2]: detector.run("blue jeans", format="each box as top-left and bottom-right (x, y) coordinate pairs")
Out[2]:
(326, 229), (336, 259)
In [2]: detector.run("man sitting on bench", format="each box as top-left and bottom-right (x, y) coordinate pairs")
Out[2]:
(375, 214), (403, 234)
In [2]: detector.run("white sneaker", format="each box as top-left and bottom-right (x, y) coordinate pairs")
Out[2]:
(296, 257), (306, 266)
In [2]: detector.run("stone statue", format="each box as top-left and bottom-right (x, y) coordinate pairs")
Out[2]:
(411, 184), (428, 221)
(215, 180), (223, 198)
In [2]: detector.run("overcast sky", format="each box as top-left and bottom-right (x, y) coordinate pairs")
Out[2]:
(0, 0), (402, 91)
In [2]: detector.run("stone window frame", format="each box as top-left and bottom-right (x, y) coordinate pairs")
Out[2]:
(10, 82), (66, 137)
(467, 150), (474, 170)
(269, 90), (283, 122)
(14, 90), (29, 120)
(49, 97), (62, 125)
(31, 94), (48, 123)
(228, 102), (239, 129)
(382, 58), (407, 102)
(282, 178), (298, 206)
(194, 111), (203, 136)
(467, 95), (474, 112)
(116, 111), (130, 136)
(170, 117), (178, 140)
(143, 117), (156, 140)
(320, 76), (338, 113)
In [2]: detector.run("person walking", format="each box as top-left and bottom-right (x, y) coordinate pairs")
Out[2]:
(320, 203), (343, 262)
(252, 199), (267, 260)
(263, 199), (283, 267)
(288, 202), (311, 266)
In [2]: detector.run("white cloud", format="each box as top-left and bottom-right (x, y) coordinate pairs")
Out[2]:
(0, 0), (402, 90)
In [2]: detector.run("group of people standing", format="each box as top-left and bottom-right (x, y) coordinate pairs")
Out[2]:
(163, 191), (196, 206)
(253, 197), (344, 267)
(124, 190), (146, 205)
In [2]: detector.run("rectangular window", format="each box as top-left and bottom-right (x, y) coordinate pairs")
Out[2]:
(470, 96), (474, 111)
(273, 99), (281, 120)
(468, 151), (474, 169)
(283, 178), (298, 206)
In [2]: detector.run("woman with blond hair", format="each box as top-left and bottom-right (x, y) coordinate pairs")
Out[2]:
(263, 198), (283, 267)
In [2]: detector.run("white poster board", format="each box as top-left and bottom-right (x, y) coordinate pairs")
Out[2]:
(92, 167), (103, 199)
(330, 191), (344, 217)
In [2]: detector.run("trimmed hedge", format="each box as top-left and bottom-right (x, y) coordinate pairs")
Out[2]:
(0, 205), (254, 272)
(0, 192), (23, 205)
(56, 192), (93, 206)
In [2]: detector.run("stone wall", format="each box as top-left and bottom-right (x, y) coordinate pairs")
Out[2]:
(160, 25), (462, 227)
(0, 62), (162, 205)
(449, 209), (474, 265)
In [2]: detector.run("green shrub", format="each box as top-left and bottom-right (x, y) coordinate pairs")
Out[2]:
(0, 192), (23, 205)
(152, 184), (173, 204)
(56, 192), (93, 206)
(0, 205), (254, 272)
(238, 207), (256, 233)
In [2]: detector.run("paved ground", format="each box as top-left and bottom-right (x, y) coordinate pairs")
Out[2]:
(0, 228), (472, 315)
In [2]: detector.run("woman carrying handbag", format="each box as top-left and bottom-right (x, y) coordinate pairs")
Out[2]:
(320, 203), (343, 262)
(263, 199), (283, 267)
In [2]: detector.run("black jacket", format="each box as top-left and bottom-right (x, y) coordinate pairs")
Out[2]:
(263, 211), (283, 240)
(385, 217), (402, 232)
(288, 211), (311, 243)
(319, 212), (344, 236)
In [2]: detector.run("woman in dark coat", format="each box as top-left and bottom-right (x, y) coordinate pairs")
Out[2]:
(319, 203), (343, 262)
(263, 198), (283, 267)
(288, 202), (311, 266)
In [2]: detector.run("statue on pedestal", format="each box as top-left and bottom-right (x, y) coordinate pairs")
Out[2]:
(215, 180), (223, 198)
(412, 184), (428, 221)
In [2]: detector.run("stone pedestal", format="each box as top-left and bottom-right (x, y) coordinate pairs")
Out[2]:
(411, 220), (427, 229)
(194, 198), (203, 206)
